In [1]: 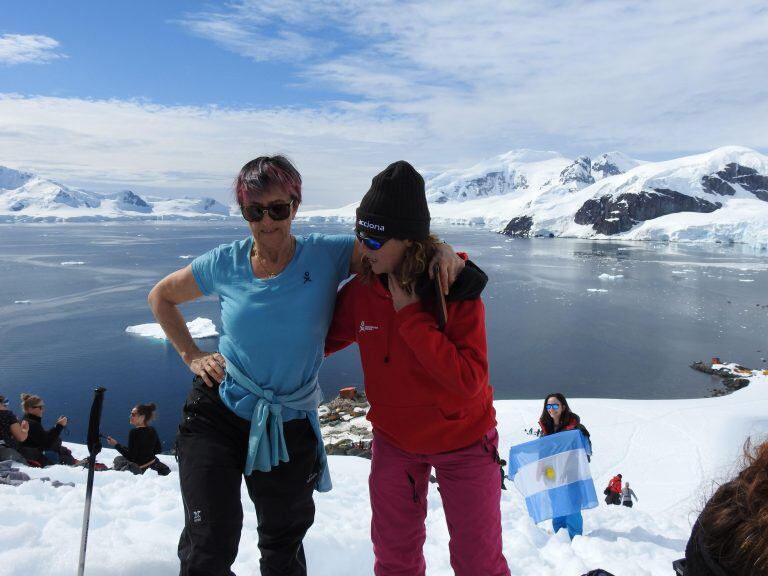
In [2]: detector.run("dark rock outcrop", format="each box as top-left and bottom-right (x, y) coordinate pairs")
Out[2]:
(119, 190), (150, 209)
(701, 163), (768, 201)
(574, 188), (722, 235)
(502, 215), (533, 237)
(690, 360), (751, 396)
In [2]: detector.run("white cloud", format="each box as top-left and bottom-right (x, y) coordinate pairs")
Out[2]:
(0, 94), (423, 205)
(180, 0), (768, 160)
(0, 34), (65, 65)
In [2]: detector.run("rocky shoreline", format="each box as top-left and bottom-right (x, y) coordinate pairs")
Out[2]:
(690, 359), (766, 396)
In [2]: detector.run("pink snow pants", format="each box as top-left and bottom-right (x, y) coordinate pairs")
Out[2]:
(369, 428), (510, 576)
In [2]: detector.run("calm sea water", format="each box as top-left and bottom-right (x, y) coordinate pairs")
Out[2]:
(1, 221), (766, 449)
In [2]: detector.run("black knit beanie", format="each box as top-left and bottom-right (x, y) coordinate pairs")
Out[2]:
(356, 160), (430, 240)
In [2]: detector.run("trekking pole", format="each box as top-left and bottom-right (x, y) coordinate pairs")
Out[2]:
(77, 387), (106, 576)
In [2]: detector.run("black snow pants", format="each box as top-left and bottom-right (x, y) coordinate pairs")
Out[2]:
(176, 377), (318, 576)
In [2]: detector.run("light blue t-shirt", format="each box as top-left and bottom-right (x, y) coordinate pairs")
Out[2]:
(191, 233), (354, 422)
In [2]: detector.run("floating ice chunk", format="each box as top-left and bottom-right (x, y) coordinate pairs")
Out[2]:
(61, 261), (85, 266)
(587, 288), (608, 292)
(126, 317), (218, 340)
(179, 255), (194, 259)
(738, 279), (755, 282)
(598, 273), (624, 280)
(14, 300), (31, 304)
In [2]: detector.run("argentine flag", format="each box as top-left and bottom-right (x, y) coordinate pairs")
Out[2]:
(508, 429), (598, 523)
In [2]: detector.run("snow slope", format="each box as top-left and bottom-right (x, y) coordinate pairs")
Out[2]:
(300, 146), (768, 246)
(0, 166), (229, 222)
(2, 369), (766, 576)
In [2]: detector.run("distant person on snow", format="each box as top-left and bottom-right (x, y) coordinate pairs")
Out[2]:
(606, 474), (623, 506)
(325, 160), (510, 575)
(675, 438), (768, 575)
(621, 482), (638, 508)
(106, 403), (169, 476)
(0, 394), (29, 463)
(19, 393), (77, 466)
(538, 392), (592, 539)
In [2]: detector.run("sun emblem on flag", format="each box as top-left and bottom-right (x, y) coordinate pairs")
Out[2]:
(544, 465), (556, 482)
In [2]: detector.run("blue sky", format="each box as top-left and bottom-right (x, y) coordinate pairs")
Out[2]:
(1, 0), (767, 206)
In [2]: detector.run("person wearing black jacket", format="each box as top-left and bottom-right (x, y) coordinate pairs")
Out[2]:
(673, 438), (768, 575)
(107, 403), (169, 475)
(19, 393), (76, 466)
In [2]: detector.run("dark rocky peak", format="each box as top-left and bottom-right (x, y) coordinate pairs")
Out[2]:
(118, 190), (150, 208)
(592, 155), (623, 179)
(559, 156), (595, 186)
(701, 163), (768, 202)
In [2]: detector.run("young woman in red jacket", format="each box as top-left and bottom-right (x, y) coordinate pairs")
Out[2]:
(325, 160), (510, 576)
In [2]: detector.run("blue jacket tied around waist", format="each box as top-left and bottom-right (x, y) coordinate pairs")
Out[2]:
(221, 359), (331, 492)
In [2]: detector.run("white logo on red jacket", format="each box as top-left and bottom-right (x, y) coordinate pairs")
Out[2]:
(359, 321), (379, 333)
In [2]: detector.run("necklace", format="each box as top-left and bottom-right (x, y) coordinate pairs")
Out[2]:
(251, 236), (295, 278)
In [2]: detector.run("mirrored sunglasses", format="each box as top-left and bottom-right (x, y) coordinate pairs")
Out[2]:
(241, 201), (293, 222)
(355, 229), (390, 251)
(545, 403), (560, 410)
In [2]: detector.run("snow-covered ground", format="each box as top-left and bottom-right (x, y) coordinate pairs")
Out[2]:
(2, 368), (767, 576)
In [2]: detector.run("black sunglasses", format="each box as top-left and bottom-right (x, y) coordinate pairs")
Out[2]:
(241, 200), (294, 223)
(355, 229), (390, 251)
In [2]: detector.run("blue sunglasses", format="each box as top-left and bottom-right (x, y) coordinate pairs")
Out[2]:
(545, 403), (560, 410)
(355, 229), (390, 251)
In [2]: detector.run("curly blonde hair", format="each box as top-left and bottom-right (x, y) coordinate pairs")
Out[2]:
(359, 234), (442, 292)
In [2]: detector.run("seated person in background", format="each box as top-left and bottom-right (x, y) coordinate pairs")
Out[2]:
(678, 438), (768, 575)
(0, 394), (29, 463)
(20, 393), (76, 466)
(107, 403), (170, 476)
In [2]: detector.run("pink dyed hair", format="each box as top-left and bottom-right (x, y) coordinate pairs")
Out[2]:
(234, 155), (302, 206)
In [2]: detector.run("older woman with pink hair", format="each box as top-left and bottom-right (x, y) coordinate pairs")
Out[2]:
(149, 155), (463, 575)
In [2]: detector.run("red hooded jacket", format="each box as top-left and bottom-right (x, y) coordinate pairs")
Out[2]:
(325, 268), (496, 455)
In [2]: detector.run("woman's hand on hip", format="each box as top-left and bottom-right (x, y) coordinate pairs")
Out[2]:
(187, 351), (227, 387)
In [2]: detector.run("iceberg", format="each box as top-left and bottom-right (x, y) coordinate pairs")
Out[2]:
(125, 317), (218, 340)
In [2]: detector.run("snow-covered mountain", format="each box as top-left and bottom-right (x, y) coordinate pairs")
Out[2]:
(0, 166), (230, 222)
(301, 146), (768, 245)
